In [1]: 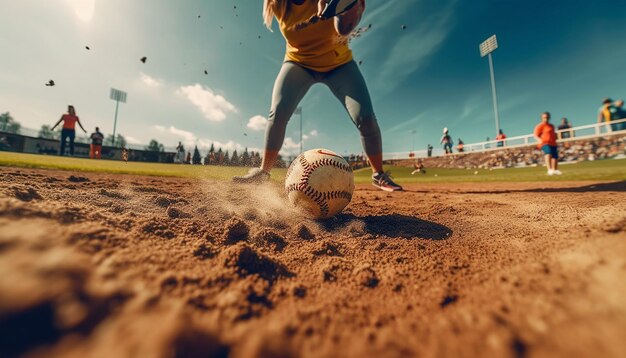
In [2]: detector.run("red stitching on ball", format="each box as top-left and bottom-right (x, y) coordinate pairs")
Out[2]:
(286, 153), (352, 217)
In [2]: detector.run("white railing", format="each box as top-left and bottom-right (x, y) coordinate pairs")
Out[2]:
(384, 118), (626, 160)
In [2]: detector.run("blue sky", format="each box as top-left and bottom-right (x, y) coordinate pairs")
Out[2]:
(1, 0), (625, 156)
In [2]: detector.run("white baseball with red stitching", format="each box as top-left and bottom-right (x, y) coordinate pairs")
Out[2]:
(285, 148), (354, 219)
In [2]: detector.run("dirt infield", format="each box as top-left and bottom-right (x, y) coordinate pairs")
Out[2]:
(1, 167), (625, 358)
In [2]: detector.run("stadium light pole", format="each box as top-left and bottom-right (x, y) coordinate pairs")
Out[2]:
(479, 35), (501, 135)
(109, 88), (127, 147)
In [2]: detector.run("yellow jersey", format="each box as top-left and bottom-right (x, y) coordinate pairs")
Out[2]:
(601, 106), (612, 124)
(277, 1), (353, 72)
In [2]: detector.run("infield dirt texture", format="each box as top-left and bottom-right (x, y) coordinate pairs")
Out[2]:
(1, 167), (625, 357)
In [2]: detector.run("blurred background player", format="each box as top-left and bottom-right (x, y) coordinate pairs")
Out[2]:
(51, 105), (86, 156)
(534, 112), (561, 175)
(411, 159), (426, 175)
(175, 141), (185, 164)
(233, 0), (403, 192)
(89, 127), (104, 159)
(495, 129), (506, 147)
(457, 138), (464, 153)
(441, 128), (453, 154)
(613, 100), (626, 131)
(598, 98), (618, 132)
(121, 145), (129, 162)
(557, 117), (573, 139)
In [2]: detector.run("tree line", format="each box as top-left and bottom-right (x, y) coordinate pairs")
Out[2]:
(170, 142), (282, 167)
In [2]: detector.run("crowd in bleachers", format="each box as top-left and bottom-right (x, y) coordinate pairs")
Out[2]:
(393, 133), (626, 170)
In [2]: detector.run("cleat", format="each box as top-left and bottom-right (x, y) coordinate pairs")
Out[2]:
(232, 168), (270, 184)
(547, 169), (554, 176)
(372, 171), (403, 192)
(553, 170), (562, 175)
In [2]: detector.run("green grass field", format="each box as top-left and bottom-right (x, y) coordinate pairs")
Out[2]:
(1, 151), (624, 183)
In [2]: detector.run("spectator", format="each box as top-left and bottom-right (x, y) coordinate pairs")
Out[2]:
(441, 128), (453, 154)
(534, 111), (561, 175)
(598, 98), (617, 132)
(614, 100), (626, 131)
(121, 145), (129, 162)
(557, 118), (574, 139)
(89, 127), (104, 159)
(175, 142), (185, 163)
(51, 105), (87, 156)
(496, 129), (506, 147)
(427, 144), (433, 157)
(457, 138), (464, 153)
(485, 137), (491, 149)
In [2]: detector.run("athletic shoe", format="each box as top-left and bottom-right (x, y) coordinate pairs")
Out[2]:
(372, 171), (403, 192)
(553, 170), (562, 175)
(232, 168), (270, 184)
(547, 169), (555, 176)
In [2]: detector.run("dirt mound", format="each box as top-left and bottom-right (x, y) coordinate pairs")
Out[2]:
(1, 167), (625, 357)
(221, 244), (293, 284)
(11, 186), (43, 202)
(67, 175), (89, 183)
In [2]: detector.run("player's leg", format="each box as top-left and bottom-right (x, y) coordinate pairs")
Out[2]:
(541, 145), (553, 175)
(96, 145), (102, 159)
(90, 144), (95, 159)
(59, 129), (68, 155)
(552, 147), (561, 174)
(68, 130), (75, 156)
(323, 61), (402, 191)
(544, 155), (552, 175)
(234, 62), (315, 183)
(323, 61), (382, 171)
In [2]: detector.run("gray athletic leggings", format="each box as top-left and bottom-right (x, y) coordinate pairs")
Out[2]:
(266, 60), (382, 156)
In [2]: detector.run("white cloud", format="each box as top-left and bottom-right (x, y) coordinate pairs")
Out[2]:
(155, 125), (195, 144)
(302, 129), (319, 141)
(247, 115), (267, 131)
(125, 136), (142, 145)
(153, 125), (255, 153)
(177, 84), (237, 122)
(279, 137), (302, 156)
(283, 137), (300, 150)
(140, 72), (163, 88)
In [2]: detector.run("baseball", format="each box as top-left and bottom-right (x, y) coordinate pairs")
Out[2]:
(285, 148), (354, 219)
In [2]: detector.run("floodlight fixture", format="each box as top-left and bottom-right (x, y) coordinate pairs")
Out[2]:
(109, 88), (127, 146)
(479, 35), (501, 135)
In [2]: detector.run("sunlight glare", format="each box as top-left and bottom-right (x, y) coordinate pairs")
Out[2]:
(68, 0), (95, 23)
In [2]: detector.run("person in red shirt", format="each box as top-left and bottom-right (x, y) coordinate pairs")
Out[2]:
(534, 112), (561, 175)
(495, 129), (506, 147)
(51, 105), (87, 156)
